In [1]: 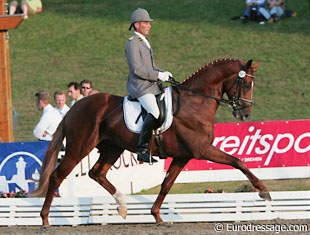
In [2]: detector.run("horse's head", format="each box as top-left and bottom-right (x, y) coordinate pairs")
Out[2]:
(225, 60), (260, 121)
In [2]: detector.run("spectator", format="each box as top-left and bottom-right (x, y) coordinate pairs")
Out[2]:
(67, 82), (83, 107)
(9, 0), (43, 19)
(80, 79), (94, 97)
(241, 0), (266, 22)
(259, 0), (285, 23)
(53, 90), (70, 118)
(33, 91), (62, 141)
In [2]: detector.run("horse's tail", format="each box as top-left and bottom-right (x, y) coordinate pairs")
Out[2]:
(29, 119), (65, 197)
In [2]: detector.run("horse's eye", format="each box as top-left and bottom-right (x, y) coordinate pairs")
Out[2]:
(243, 82), (251, 90)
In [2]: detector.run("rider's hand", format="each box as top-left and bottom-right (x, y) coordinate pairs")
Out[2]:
(158, 71), (173, 82)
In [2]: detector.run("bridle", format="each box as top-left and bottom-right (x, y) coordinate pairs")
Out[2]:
(225, 70), (255, 111)
(168, 70), (255, 114)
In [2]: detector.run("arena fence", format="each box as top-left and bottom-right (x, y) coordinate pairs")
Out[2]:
(0, 191), (309, 226)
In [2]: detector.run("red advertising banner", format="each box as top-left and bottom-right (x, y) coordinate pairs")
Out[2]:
(164, 120), (310, 171)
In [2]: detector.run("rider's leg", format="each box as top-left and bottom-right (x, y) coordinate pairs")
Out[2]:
(137, 94), (160, 163)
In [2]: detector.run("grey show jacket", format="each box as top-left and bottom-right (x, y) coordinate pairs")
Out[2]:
(125, 34), (163, 99)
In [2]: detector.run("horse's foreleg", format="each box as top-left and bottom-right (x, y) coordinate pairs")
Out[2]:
(88, 144), (127, 219)
(202, 145), (272, 201)
(151, 158), (189, 224)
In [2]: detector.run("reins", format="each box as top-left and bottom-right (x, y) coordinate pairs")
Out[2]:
(167, 71), (255, 115)
(169, 78), (224, 103)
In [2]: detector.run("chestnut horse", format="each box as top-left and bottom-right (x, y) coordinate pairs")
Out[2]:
(31, 58), (271, 225)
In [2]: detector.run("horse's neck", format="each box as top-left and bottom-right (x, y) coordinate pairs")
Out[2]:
(182, 72), (221, 95)
(176, 61), (240, 122)
(183, 61), (238, 94)
(172, 85), (219, 125)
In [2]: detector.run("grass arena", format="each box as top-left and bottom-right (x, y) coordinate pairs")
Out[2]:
(0, 1), (309, 234)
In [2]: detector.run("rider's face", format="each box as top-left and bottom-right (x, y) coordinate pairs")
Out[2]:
(135, 21), (151, 36)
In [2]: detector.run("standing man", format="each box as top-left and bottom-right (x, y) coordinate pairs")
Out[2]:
(33, 91), (62, 141)
(126, 8), (173, 163)
(54, 90), (70, 117)
(67, 82), (83, 107)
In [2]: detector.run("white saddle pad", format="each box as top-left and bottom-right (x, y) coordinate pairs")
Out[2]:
(123, 87), (173, 133)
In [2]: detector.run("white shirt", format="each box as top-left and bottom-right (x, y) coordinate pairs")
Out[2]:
(70, 94), (84, 107)
(33, 104), (62, 141)
(56, 104), (70, 118)
(134, 31), (151, 49)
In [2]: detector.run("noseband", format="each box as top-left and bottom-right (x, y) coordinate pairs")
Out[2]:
(168, 70), (255, 113)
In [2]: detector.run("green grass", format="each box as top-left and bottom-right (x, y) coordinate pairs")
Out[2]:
(136, 178), (310, 195)
(7, 0), (310, 141)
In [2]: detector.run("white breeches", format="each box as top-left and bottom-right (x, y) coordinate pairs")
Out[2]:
(137, 93), (160, 119)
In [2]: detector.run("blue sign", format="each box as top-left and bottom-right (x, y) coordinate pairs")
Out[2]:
(0, 141), (49, 194)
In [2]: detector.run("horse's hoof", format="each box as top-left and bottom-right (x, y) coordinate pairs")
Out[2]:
(156, 221), (173, 227)
(117, 206), (127, 219)
(259, 191), (272, 201)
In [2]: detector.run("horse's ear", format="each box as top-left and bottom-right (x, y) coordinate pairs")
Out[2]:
(245, 60), (253, 69)
(252, 61), (261, 70)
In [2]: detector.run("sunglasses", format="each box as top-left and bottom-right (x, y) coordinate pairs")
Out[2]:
(82, 87), (91, 89)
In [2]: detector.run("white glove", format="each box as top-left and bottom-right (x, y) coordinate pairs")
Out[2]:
(158, 71), (173, 82)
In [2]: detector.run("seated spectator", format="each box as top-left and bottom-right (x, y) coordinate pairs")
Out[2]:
(259, 0), (285, 23)
(54, 90), (70, 117)
(67, 82), (83, 107)
(33, 91), (62, 141)
(9, 0), (43, 19)
(241, 0), (266, 22)
(80, 79), (94, 97)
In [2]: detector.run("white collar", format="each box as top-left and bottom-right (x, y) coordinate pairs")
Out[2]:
(43, 104), (52, 112)
(134, 31), (151, 49)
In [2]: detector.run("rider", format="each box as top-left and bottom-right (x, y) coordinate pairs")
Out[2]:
(125, 8), (173, 163)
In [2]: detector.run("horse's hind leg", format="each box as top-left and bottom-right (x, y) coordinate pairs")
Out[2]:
(88, 143), (127, 218)
(203, 145), (272, 201)
(40, 148), (92, 225)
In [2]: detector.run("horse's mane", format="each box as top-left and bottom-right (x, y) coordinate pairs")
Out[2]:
(181, 58), (242, 84)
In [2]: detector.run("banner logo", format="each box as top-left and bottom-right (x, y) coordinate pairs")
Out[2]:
(0, 151), (42, 193)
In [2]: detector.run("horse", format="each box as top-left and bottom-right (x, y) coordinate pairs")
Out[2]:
(30, 58), (272, 225)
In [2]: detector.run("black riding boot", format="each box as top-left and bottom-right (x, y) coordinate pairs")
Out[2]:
(137, 113), (158, 163)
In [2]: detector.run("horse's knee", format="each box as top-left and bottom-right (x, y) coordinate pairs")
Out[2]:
(88, 169), (96, 180)
(89, 162), (103, 181)
(89, 169), (107, 183)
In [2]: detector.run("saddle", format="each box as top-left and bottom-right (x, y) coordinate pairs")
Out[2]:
(123, 87), (173, 158)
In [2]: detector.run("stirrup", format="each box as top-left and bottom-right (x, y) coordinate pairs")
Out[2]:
(137, 150), (158, 165)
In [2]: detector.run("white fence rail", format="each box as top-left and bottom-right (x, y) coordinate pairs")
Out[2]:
(0, 191), (309, 226)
